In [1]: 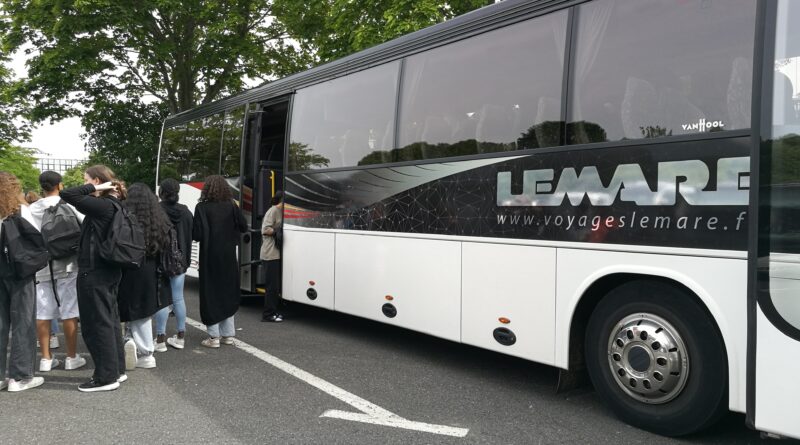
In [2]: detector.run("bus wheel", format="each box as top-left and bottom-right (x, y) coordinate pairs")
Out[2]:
(585, 280), (727, 436)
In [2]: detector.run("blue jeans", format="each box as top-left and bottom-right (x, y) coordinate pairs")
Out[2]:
(154, 274), (186, 336)
(207, 316), (235, 338)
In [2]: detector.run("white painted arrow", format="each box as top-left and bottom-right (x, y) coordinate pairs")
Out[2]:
(186, 318), (469, 438)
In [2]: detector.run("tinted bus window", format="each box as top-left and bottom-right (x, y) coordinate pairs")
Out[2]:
(158, 125), (187, 182)
(186, 114), (223, 181)
(396, 11), (568, 162)
(761, 0), (800, 330)
(222, 106), (245, 179)
(568, 0), (756, 144)
(289, 62), (399, 171)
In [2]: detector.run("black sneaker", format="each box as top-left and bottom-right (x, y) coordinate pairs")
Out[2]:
(261, 314), (283, 323)
(78, 379), (120, 392)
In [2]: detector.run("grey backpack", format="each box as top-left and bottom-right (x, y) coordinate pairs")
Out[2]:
(40, 200), (81, 259)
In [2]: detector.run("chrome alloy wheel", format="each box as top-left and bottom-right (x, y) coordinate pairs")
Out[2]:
(607, 313), (690, 404)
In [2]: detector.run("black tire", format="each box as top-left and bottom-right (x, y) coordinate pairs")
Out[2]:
(585, 280), (727, 436)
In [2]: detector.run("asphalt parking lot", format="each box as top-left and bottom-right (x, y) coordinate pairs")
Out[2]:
(0, 277), (786, 444)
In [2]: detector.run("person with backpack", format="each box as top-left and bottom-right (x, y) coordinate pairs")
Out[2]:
(261, 191), (284, 323)
(192, 175), (248, 348)
(28, 171), (86, 372)
(117, 183), (172, 369)
(0, 171), (46, 392)
(60, 165), (132, 392)
(154, 178), (193, 352)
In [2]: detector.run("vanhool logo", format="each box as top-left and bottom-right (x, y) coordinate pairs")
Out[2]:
(497, 157), (749, 207)
(681, 119), (725, 132)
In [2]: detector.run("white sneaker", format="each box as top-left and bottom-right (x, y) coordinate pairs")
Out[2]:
(200, 337), (220, 348)
(124, 339), (137, 371)
(65, 355), (87, 370)
(221, 336), (234, 345)
(39, 357), (61, 372)
(117, 374), (128, 383)
(0, 378), (8, 390)
(135, 355), (156, 369)
(154, 340), (167, 353)
(49, 335), (59, 349)
(166, 335), (185, 350)
(8, 377), (44, 392)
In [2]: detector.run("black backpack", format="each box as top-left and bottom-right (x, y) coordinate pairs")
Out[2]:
(159, 226), (187, 277)
(40, 200), (81, 259)
(95, 200), (146, 270)
(0, 214), (50, 280)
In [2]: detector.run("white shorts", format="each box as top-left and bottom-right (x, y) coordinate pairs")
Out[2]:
(36, 272), (80, 320)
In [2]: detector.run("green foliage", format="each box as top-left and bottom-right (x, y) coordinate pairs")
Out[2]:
(80, 99), (167, 188)
(0, 59), (31, 143)
(61, 161), (88, 188)
(273, 0), (493, 64)
(1, 0), (313, 120)
(0, 141), (40, 191)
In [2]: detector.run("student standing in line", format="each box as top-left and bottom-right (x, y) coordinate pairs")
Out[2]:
(28, 171), (87, 372)
(154, 178), (193, 352)
(192, 175), (247, 348)
(261, 191), (284, 323)
(0, 172), (45, 392)
(117, 183), (172, 369)
(24, 191), (40, 205)
(60, 165), (127, 392)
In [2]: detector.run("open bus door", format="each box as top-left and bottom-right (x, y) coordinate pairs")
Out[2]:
(748, 1), (800, 439)
(239, 99), (289, 295)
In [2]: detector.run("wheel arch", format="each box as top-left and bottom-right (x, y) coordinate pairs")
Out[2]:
(563, 269), (733, 395)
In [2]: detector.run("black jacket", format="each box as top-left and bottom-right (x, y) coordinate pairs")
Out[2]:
(160, 201), (193, 267)
(60, 184), (120, 271)
(118, 253), (171, 322)
(192, 200), (247, 325)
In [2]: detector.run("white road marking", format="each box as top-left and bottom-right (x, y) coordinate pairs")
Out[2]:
(186, 317), (469, 437)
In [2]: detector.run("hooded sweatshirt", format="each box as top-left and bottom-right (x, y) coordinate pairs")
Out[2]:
(160, 201), (194, 269)
(28, 195), (84, 280)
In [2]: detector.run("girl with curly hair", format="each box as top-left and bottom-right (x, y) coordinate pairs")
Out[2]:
(117, 183), (172, 369)
(192, 175), (247, 347)
(0, 171), (45, 392)
(60, 164), (127, 392)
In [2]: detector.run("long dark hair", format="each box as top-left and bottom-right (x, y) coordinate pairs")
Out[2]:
(200, 175), (232, 203)
(124, 183), (172, 256)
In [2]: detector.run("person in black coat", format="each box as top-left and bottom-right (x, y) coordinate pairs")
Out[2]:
(154, 178), (193, 352)
(117, 183), (172, 369)
(192, 175), (247, 348)
(60, 165), (127, 392)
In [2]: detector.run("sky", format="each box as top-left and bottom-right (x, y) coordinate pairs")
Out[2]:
(10, 49), (88, 161)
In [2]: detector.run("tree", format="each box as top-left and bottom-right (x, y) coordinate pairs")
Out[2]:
(273, 0), (494, 64)
(1, 0), (313, 122)
(61, 161), (88, 188)
(0, 141), (40, 191)
(0, 58), (30, 144)
(81, 99), (167, 188)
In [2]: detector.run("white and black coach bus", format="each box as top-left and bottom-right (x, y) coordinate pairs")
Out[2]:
(156, 0), (800, 438)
